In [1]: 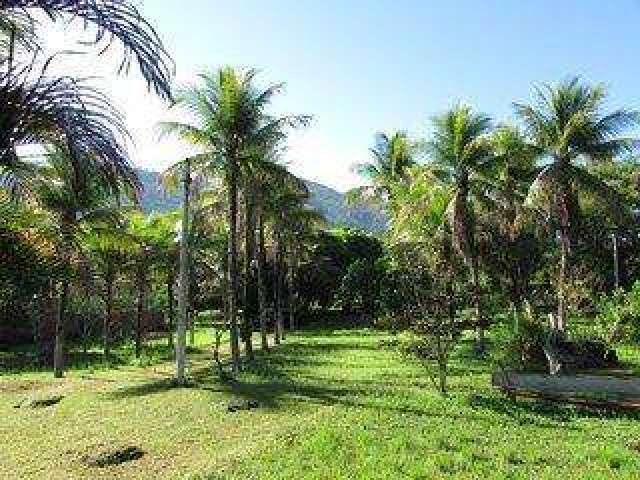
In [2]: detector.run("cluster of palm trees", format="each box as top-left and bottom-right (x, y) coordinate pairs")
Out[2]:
(1, 3), (324, 382)
(159, 67), (321, 381)
(354, 77), (640, 351)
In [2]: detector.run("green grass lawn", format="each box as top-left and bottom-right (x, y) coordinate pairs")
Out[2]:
(1, 328), (640, 479)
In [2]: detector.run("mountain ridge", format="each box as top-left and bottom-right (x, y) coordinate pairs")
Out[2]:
(136, 169), (387, 233)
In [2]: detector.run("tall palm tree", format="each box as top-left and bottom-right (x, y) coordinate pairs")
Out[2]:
(158, 67), (310, 374)
(264, 169), (322, 339)
(349, 131), (414, 206)
(427, 105), (493, 351)
(158, 158), (192, 384)
(514, 77), (640, 331)
(35, 145), (135, 377)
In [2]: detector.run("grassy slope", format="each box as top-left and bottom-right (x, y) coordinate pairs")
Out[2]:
(1, 329), (640, 479)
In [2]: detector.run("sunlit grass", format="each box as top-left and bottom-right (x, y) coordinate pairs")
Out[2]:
(1, 328), (639, 479)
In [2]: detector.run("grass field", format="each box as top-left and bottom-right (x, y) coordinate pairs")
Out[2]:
(1, 328), (640, 479)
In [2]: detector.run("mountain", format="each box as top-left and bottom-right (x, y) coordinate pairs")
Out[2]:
(136, 169), (388, 233)
(304, 181), (387, 232)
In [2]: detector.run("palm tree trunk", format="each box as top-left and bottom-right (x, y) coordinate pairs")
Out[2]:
(256, 204), (269, 352)
(53, 279), (68, 378)
(288, 244), (296, 331)
(556, 180), (571, 334)
(470, 258), (484, 352)
(54, 222), (72, 378)
(176, 158), (191, 385)
(167, 272), (175, 349)
(243, 183), (255, 361)
(228, 156), (241, 374)
(104, 266), (113, 360)
(273, 224), (282, 345)
(273, 222), (285, 344)
(557, 228), (569, 333)
(7, 26), (15, 73)
(135, 265), (144, 358)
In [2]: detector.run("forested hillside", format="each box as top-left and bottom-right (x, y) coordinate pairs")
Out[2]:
(137, 169), (388, 232)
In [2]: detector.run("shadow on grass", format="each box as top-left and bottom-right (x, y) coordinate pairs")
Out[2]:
(1, 343), (206, 376)
(107, 342), (489, 426)
(103, 330), (638, 427)
(469, 393), (640, 423)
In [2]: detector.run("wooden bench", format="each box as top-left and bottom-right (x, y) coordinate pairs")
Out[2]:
(492, 371), (640, 410)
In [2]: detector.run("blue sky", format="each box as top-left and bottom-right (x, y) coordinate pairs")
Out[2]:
(54, 1), (640, 191)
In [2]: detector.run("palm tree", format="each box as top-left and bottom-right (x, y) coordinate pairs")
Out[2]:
(1, 0), (171, 198)
(349, 131), (415, 206)
(514, 77), (640, 332)
(427, 105), (493, 352)
(0, 67), (138, 197)
(485, 126), (540, 328)
(157, 158), (192, 384)
(158, 67), (310, 374)
(35, 145), (136, 377)
(281, 200), (325, 332)
(264, 170), (322, 340)
(0, 0), (173, 99)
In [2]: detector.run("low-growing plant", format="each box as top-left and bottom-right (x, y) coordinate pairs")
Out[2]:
(592, 281), (640, 344)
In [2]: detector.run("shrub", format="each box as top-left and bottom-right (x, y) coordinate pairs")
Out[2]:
(593, 281), (640, 344)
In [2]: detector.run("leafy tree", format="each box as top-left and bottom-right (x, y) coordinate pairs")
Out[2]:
(387, 166), (450, 243)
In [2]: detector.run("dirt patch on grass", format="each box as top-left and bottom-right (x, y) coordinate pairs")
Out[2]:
(82, 446), (146, 468)
(14, 394), (64, 408)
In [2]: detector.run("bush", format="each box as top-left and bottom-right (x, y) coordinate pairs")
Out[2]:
(593, 281), (640, 344)
(492, 312), (549, 372)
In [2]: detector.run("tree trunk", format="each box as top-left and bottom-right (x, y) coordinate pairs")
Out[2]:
(288, 245), (296, 331)
(40, 280), (56, 365)
(256, 205), (269, 352)
(612, 233), (620, 290)
(167, 272), (174, 349)
(273, 225), (282, 345)
(470, 258), (484, 353)
(54, 224), (72, 378)
(104, 267), (113, 360)
(228, 156), (241, 374)
(556, 175), (571, 333)
(135, 265), (144, 358)
(242, 183), (255, 361)
(53, 280), (68, 378)
(175, 159), (191, 385)
(557, 231), (568, 333)
(7, 27), (15, 73)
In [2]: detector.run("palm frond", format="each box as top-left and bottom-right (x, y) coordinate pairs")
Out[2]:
(2, 0), (174, 99)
